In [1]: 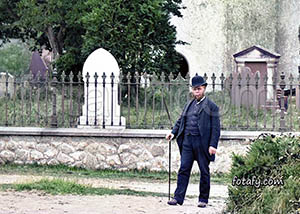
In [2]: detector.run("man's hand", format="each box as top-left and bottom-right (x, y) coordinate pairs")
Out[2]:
(166, 133), (174, 141)
(209, 146), (217, 155)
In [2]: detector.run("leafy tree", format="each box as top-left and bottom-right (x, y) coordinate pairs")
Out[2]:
(0, 41), (31, 77)
(81, 0), (184, 76)
(0, 0), (184, 77)
(16, 0), (87, 74)
(0, 0), (24, 43)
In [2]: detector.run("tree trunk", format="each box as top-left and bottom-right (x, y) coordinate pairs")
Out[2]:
(46, 26), (64, 61)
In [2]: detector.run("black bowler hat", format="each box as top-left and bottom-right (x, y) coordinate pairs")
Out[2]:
(191, 75), (207, 87)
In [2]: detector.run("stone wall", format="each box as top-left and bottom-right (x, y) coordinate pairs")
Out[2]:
(0, 128), (255, 174)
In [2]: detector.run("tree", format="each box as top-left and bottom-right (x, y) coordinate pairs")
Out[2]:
(0, 0), (184, 76)
(0, 41), (31, 77)
(16, 0), (87, 74)
(0, 0), (28, 43)
(81, 0), (184, 76)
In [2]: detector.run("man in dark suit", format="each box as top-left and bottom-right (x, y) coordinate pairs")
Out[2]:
(166, 75), (220, 208)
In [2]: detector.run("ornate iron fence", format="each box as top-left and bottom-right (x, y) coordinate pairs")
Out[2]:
(0, 69), (300, 131)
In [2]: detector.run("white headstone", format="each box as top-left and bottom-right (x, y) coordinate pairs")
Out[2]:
(0, 72), (14, 98)
(79, 48), (126, 129)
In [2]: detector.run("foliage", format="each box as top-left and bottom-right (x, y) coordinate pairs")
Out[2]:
(0, 0), (184, 77)
(80, 0), (183, 76)
(0, 0), (30, 44)
(0, 41), (31, 77)
(16, 0), (87, 74)
(227, 134), (300, 214)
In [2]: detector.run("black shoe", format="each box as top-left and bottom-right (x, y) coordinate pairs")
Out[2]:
(167, 198), (182, 206)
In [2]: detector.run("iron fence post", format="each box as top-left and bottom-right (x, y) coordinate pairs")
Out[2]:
(5, 71), (9, 126)
(102, 72), (106, 128)
(51, 68), (58, 128)
(279, 71), (286, 131)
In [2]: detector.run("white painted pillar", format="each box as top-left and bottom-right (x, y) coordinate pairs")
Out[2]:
(266, 60), (277, 100)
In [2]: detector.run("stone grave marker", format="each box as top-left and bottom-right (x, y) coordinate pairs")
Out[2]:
(29, 51), (48, 81)
(79, 48), (126, 128)
(0, 72), (14, 98)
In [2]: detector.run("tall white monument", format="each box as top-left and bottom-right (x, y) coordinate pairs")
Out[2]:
(79, 48), (126, 129)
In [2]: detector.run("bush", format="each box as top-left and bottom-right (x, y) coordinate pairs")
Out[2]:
(226, 134), (300, 214)
(0, 41), (31, 77)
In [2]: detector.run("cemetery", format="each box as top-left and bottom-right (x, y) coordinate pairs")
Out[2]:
(0, 0), (299, 214)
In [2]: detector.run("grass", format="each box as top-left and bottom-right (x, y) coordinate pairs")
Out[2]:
(0, 86), (83, 128)
(0, 178), (167, 197)
(0, 163), (231, 185)
(0, 164), (230, 198)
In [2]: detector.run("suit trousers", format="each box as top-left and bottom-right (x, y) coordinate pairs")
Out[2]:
(174, 134), (210, 204)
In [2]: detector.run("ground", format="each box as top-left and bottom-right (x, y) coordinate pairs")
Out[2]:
(0, 174), (228, 214)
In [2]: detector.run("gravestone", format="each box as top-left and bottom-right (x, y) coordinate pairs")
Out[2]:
(79, 48), (126, 129)
(29, 51), (48, 81)
(0, 72), (14, 98)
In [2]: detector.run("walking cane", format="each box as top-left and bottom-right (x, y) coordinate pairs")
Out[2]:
(163, 98), (173, 201)
(168, 138), (171, 201)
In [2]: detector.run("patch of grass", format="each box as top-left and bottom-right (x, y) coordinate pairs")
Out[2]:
(0, 163), (230, 185)
(0, 178), (167, 197)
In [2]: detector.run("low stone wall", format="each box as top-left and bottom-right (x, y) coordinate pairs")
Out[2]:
(0, 128), (275, 174)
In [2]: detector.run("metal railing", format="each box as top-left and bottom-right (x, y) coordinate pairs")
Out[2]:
(0, 69), (300, 131)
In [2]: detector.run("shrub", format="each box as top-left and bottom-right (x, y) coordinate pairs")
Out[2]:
(0, 41), (31, 77)
(226, 134), (300, 214)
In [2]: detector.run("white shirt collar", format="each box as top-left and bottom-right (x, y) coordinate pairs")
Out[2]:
(196, 96), (206, 105)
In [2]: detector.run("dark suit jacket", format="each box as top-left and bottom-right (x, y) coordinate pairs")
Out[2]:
(171, 97), (221, 161)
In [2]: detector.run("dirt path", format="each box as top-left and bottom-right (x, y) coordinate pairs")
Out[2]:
(0, 174), (228, 214)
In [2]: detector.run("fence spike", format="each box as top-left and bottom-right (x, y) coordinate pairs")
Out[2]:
(126, 72), (131, 83)
(111, 72), (115, 84)
(77, 72), (82, 83)
(246, 73), (250, 86)
(161, 71), (166, 82)
(102, 72), (106, 82)
(37, 70), (41, 82)
(220, 73), (225, 81)
(185, 72), (190, 80)
(69, 71), (74, 82)
(169, 72), (174, 82)
(152, 72), (159, 83)
(61, 71), (66, 81)
(203, 73), (208, 81)
(134, 71), (139, 82)
(263, 73), (268, 85)
(229, 73), (233, 82)
(289, 73), (294, 84)
(29, 70), (34, 81)
(211, 73), (216, 81)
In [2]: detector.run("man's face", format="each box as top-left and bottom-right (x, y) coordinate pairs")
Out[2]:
(192, 85), (206, 100)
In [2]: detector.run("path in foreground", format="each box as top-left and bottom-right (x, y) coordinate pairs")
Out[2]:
(0, 174), (228, 214)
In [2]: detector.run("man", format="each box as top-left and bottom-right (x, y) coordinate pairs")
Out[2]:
(165, 75), (220, 208)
